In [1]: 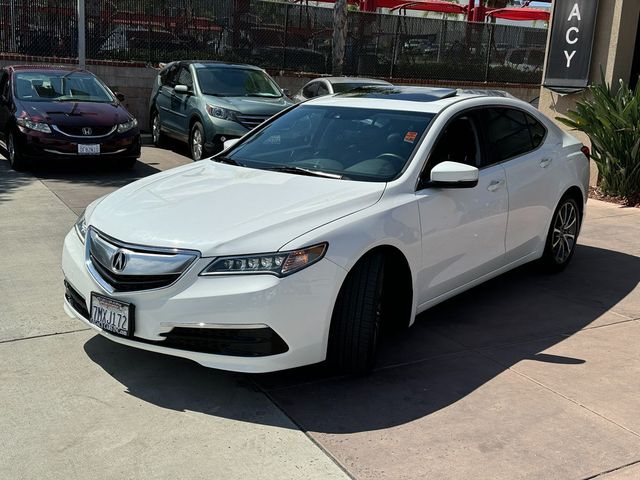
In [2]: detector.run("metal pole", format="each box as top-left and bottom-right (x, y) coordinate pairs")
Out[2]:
(282, 3), (289, 71)
(78, 0), (86, 69)
(9, 0), (16, 51)
(484, 23), (494, 82)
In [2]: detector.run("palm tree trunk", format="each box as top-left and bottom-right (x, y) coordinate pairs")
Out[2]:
(332, 0), (348, 75)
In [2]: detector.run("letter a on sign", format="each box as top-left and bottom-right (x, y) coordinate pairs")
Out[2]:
(568, 3), (581, 21)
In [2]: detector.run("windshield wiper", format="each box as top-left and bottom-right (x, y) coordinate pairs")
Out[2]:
(266, 165), (345, 179)
(213, 156), (243, 166)
(245, 93), (280, 98)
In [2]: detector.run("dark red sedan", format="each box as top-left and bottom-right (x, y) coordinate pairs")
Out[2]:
(0, 66), (141, 171)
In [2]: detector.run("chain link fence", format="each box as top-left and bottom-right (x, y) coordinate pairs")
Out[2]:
(0, 0), (547, 84)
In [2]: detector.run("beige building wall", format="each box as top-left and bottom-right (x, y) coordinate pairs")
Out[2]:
(539, 0), (640, 186)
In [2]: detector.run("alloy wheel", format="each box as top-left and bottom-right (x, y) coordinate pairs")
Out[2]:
(7, 133), (15, 166)
(192, 128), (203, 160)
(551, 201), (578, 264)
(152, 115), (160, 144)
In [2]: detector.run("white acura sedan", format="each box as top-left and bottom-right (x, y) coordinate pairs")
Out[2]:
(62, 86), (590, 373)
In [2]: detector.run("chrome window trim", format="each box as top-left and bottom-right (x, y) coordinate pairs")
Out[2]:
(52, 124), (117, 138)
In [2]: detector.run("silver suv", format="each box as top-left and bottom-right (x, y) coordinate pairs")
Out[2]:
(149, 61), (293, 160)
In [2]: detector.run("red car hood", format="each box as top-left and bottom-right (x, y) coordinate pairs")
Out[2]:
(17, 100), (132, 127)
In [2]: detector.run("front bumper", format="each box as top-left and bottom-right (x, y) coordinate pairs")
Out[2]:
(61, 229), (346, 373)
(204, 117), (249, 153)
(17, 126), (141, 160)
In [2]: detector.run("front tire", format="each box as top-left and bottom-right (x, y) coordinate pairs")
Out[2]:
(327, 253), (385, 374)
(541, 196), (581, 272)
(7, 130), (28, 171)
(190, 122), (206, 161)
(151, 111), (167, 148)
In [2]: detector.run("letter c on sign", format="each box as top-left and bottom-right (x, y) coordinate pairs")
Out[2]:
(566, 27), (579, 45)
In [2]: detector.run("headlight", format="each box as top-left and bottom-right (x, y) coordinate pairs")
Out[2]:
(16, 117), (51, 133)
(117, 118), (138, 133)
(206, 105), (238, 121)
(74, 212), (87, 243)
(200, 243), (327, 277)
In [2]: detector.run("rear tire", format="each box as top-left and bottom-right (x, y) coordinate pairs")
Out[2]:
(151, 111), (167, 148)
(7, 130), (28, 171)
(327, 253), (385, 374)
(540, 196), (581, 272)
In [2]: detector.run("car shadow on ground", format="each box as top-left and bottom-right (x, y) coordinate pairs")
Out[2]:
(83, 244), (639, 433)
(0, 159), (34, 203)
(29, 157), (162, 189)
(0, 145), (162, 192)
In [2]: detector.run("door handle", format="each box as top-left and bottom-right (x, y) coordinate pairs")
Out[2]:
(487, 179), (505, 192)
(540, 158), (553, 168)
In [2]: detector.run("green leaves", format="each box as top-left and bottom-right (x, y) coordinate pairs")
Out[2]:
(558, 75), (640, 198)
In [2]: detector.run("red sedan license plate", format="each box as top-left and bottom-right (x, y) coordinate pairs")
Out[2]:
(90, 293), (134, 337)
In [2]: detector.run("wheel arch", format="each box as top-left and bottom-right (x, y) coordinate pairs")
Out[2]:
(338, 244), (415, 331)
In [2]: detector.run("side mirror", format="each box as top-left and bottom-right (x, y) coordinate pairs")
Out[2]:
(428, 161), (479, 188)
(223, 138), (240, 150)
(114, 91), (125, 102)
(281, 88), (291, 97)
(174, 84), (189, 94)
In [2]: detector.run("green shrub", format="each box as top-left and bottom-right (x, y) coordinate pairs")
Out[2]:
(558, 77), (640, 198)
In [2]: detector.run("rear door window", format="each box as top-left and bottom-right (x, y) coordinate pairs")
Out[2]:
(302, 82), (319, 99)
(478, 108), (535, 165)
(317, 82), (329, 97)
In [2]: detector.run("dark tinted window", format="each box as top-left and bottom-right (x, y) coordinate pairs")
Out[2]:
(480, 108), (534, 164)
(302, 82), (318, 98)
(316, 82), (329, 96)
(162, 64), (179, 87)
(527, 113), (546, 148)
(430, 115), (481, 168)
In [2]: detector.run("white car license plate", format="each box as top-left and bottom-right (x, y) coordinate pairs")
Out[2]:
(90, 293), (133, 337)
(78, 144), (100, 155)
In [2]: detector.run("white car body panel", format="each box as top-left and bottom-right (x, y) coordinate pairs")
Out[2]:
(88, 161), (385, 256)
(62, 91), (589, 372)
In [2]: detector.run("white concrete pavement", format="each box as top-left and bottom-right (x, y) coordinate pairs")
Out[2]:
(0, 150), (350, 480)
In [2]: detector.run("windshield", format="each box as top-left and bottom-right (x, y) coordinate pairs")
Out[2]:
(196, 67), (282, 97)
(223, 105), (435, 182)
(332, 82), (388, 94)
(13, 71), (114, 102)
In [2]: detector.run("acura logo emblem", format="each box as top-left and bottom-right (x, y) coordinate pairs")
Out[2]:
(111, 249), (127, 273)
(82, 127), (93, 136)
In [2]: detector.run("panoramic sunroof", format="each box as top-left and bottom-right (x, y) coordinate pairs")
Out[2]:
(339, 86), (458, 102)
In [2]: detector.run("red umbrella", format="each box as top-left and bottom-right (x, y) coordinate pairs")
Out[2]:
(380, 0), (467, 14)
(486, 7), (550, 22)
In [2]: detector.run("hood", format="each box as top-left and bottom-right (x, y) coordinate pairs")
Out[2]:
(89, 162), (385, 256)
(17, 100), (132, 127)
(203, 95), (292, 115)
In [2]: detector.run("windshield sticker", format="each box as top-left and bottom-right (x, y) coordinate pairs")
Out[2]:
(404, 131), (418, 143)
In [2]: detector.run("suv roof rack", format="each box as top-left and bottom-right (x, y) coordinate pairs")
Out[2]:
(338, 86), (458, 102)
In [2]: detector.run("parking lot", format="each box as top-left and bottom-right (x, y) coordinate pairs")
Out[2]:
(1, 148), (639, 480)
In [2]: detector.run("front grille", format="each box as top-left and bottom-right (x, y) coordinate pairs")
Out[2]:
(236, 114), (270, 130)
(90, 253), (180, 292)
(151, 327), (289, 357)
(55, 125), (115, 137)
(64, 281), (90, 319)
(86, 228), (198, 293)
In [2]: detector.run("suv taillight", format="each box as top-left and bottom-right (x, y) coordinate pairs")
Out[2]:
(581, 146), (591, 160)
